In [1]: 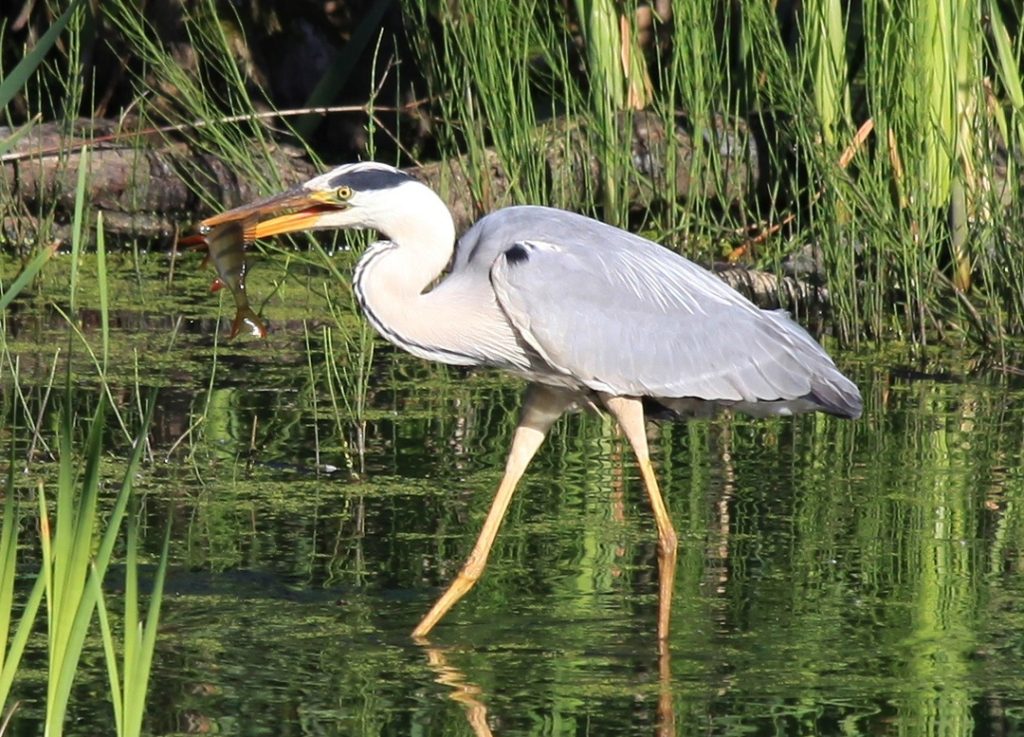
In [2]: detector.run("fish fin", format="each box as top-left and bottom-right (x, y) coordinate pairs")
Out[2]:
(178, 233), (207, 248)
(230, 307), (267, 339)
(178, 233), (211, 266)
(180, 233), (213, 267)
(210, 277), (225, 292)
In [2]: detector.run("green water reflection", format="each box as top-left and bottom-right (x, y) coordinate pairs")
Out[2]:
(4, 258), (1024, 736)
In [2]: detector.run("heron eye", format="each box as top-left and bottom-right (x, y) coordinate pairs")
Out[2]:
(336, 186), (353, 201)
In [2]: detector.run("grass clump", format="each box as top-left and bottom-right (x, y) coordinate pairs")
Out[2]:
(6, 1), (1024, 342)
(91, 521), (170, 737)
(1, 383), (164, 736)
(402, 0), (1024, 345)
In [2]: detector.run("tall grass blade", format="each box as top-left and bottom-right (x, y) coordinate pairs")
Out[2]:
(0, 114), (41, 158)
(69, 147), (91, 317)
(91, 575), (123, 737)
(987, 0), (1024, 170)
(988, 0), (1024, 109)
(0, 242), (60, 313)
(0, 575), (43, 725)
(0, 452), (19, 678)
(128, 524), (169, 737)
(0, 422), (46, 714)
(96, 212), (110, 373)
(91, 519), (169, 737)
(94, 391), (158, 581)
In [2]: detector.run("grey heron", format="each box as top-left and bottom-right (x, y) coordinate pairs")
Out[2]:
(198, 161), (862, 641)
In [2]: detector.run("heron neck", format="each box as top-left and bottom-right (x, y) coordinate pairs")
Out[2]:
(353, 225), (464, 361)
(359, 236), (451, 300)
(365, 190), (456, 294)
(370, 194), (454, 284)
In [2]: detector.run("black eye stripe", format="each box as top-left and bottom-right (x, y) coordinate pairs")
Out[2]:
(327, 168), (415, 192)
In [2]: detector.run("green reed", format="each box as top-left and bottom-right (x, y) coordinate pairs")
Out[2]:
(400, 0), (1024, 344)
(0, 417), (47, 731)
(1, 243), (164, 732)
(1, 112), (163, 735)
(32, 386), (158, 737)
(91, 520), (169, 737)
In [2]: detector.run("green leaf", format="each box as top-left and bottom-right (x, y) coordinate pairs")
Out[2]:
(96, 211), (109, 372)
(0, 574), (45, 709)
(69, 145), (91, 316)
(90, 565), (124, 737)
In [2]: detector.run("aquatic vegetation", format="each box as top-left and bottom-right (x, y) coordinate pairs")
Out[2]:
(4, 2), (1024, 735)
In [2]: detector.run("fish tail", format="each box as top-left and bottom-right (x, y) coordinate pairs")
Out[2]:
(230, 307), (267, 339)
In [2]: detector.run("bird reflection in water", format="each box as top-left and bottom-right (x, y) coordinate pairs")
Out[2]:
(421, 644), (677, 737)
(423, 646), (494, 737)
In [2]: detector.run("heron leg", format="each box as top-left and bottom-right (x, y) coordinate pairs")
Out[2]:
(412, 384), (574, 639)
(601, 395), (678, 645)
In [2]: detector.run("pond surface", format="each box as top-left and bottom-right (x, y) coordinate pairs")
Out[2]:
(4, 252), (1024, 736)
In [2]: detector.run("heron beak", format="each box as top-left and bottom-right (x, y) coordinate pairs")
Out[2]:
(199, 189), (343, 240)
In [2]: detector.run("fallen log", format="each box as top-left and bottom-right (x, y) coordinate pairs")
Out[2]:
(1, 113), (828, 314)
(2, 111), (770, 245)
(1, 118), (318, 248)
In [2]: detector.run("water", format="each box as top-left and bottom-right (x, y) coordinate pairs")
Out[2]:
(4, 254), (1024, 736)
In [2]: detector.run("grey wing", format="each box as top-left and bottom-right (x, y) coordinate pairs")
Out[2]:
(490, 237), (861, 418)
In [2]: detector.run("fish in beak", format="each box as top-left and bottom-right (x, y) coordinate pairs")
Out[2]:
(199, 187), (343, 240)
(181, 186), (344, 338)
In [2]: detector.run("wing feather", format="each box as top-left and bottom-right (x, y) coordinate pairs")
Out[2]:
(488, 232), (860, 416)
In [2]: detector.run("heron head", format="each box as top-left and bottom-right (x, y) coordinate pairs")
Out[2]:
(198, 162), (437, 241)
